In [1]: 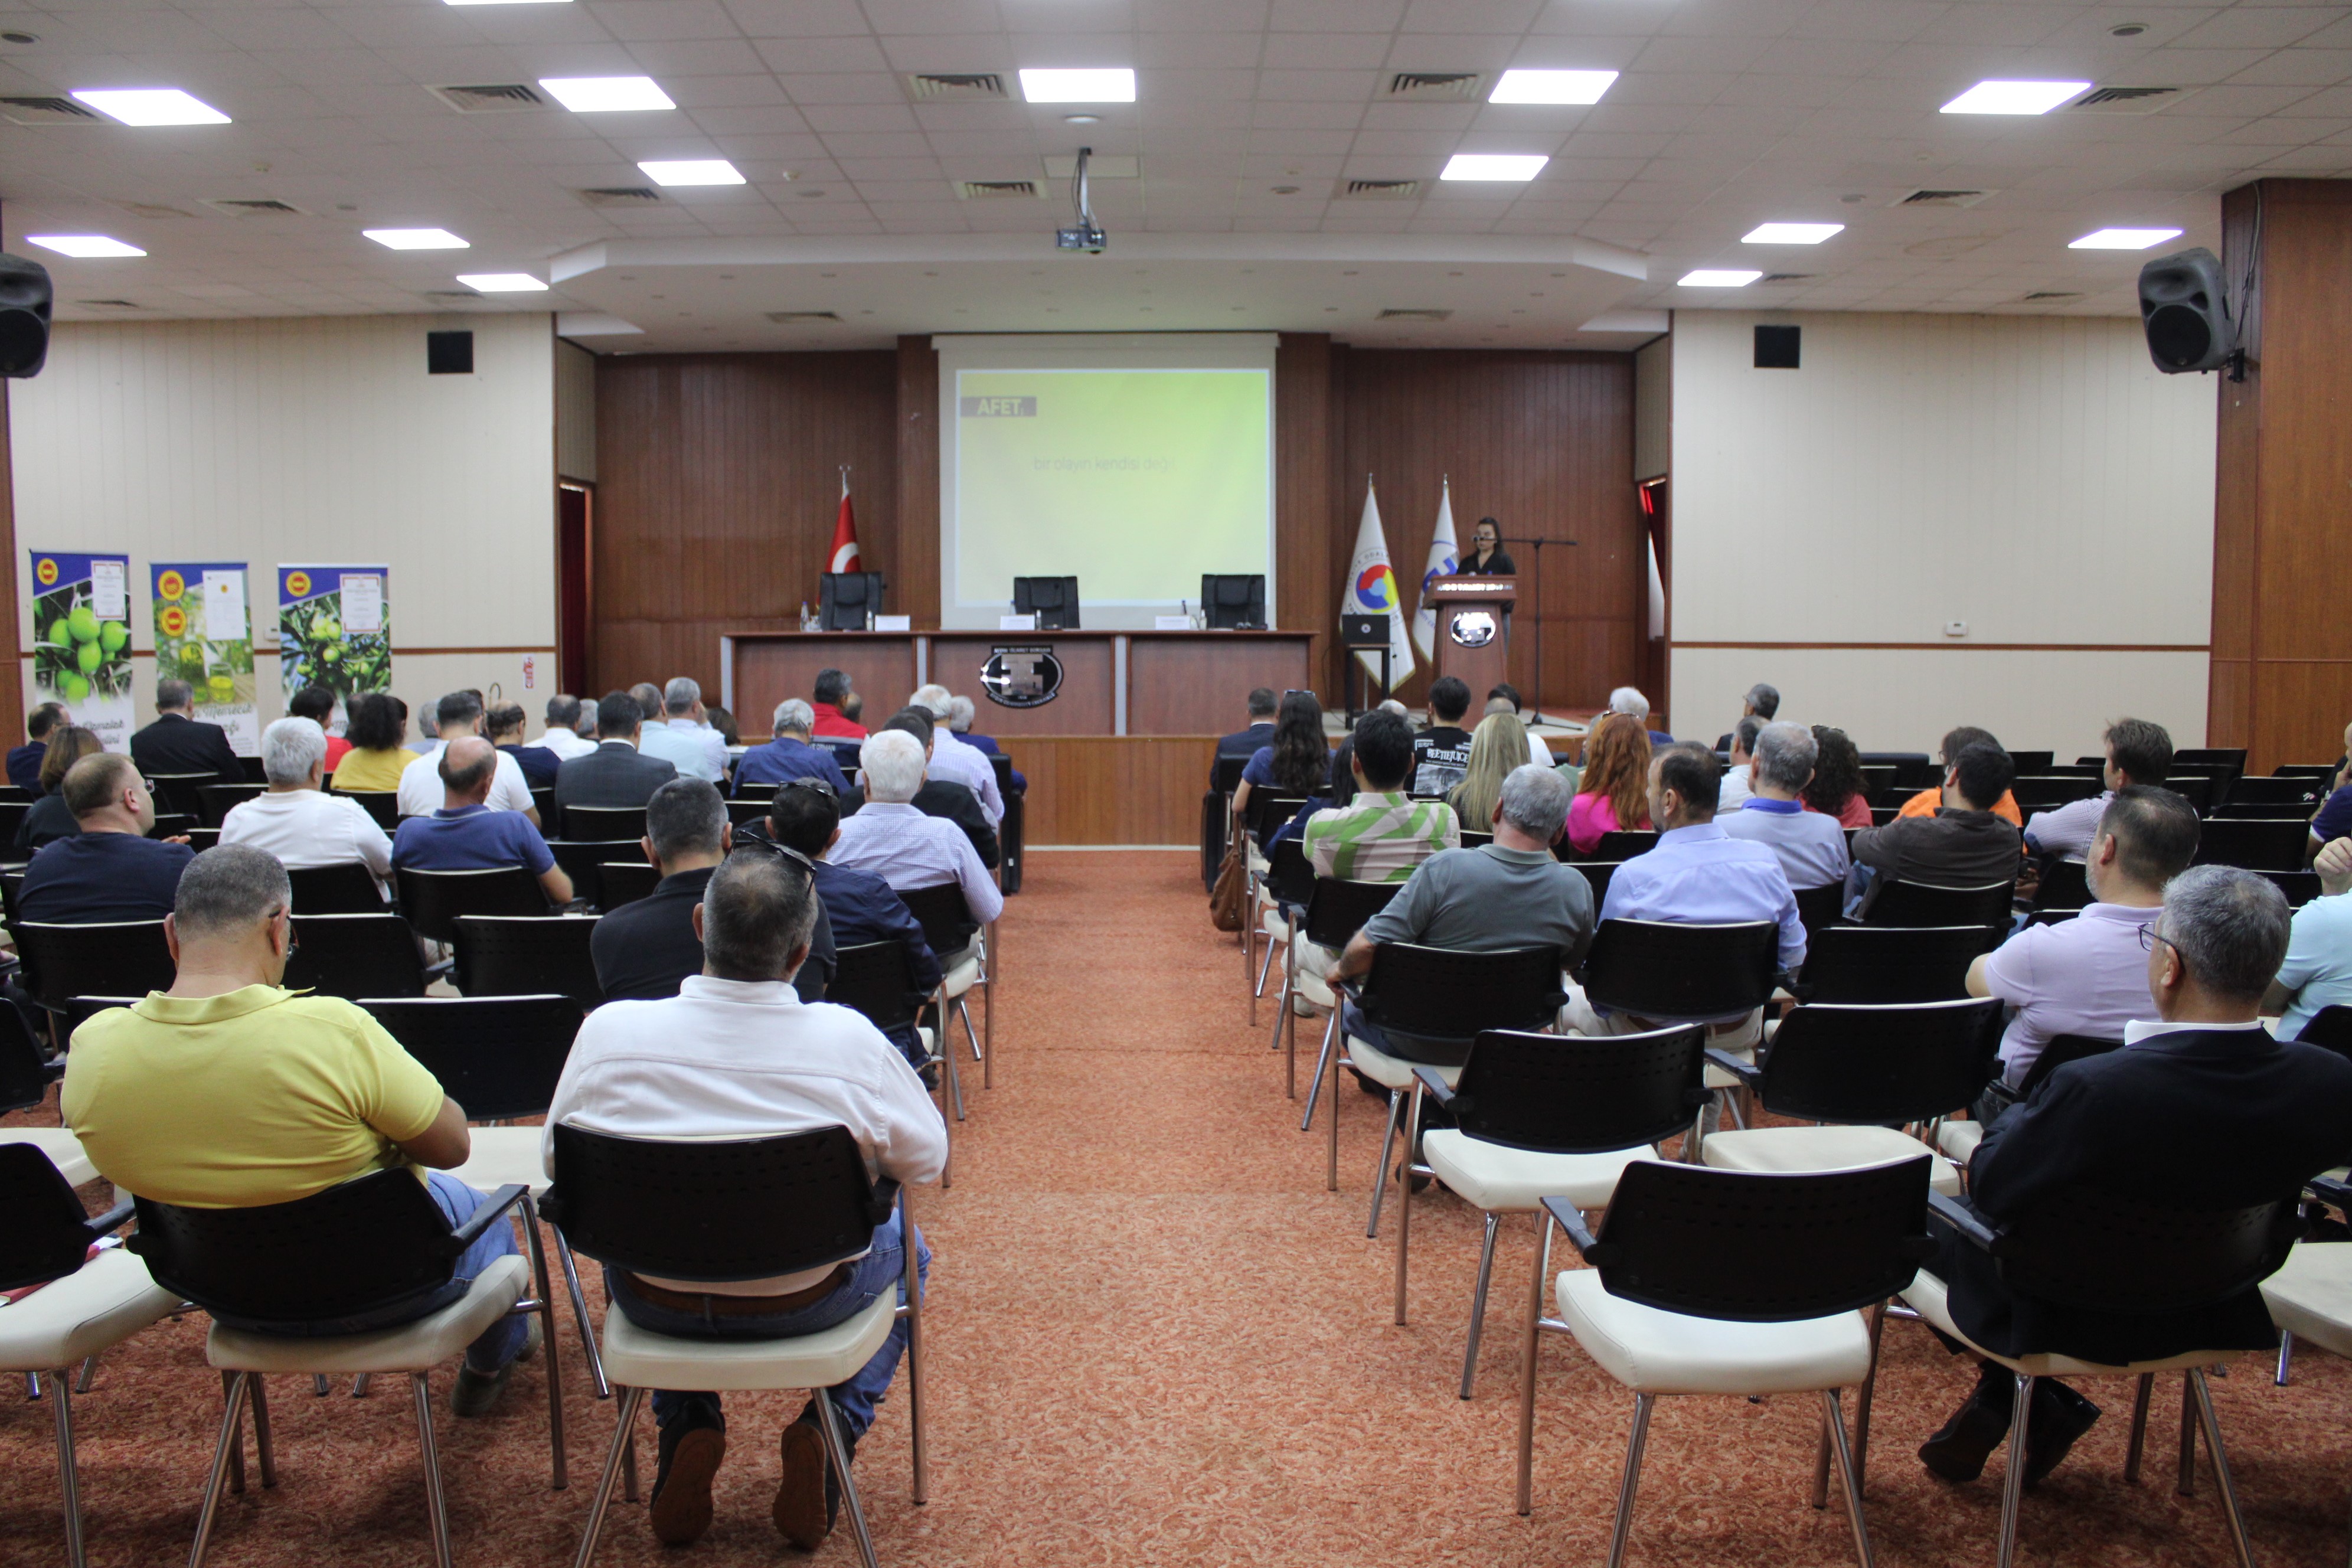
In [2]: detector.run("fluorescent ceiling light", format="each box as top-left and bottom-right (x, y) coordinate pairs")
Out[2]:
(69, 88), (230, 126)
(1440, 153), (1549, 182)
(638, 159), (744, 186)
(456, 273), (548, 292)
(1743, 222), (1843, 245)
(364, 227), (468, 250)
(27, 235), (144, 259)
(538, 76), (674, 112)
(2068, 226), (2182, 250)
(1679, 269), (1762, 288)
(1489, 69), (1618, 105)
(447, 0), (569, 6)
(1017, 68), (1136, 103)
(1940, 79), (2090, 115)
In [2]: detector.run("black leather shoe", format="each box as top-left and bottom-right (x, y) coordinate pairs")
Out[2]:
(2023, 1379), (2101, 1488)
(1919, 1381), (2014, 1484)
(649, 1397), (727, 1547)
(776, 1404), (850, 1550)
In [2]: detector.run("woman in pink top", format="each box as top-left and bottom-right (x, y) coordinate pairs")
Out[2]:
(1567, 714), (1654, 853)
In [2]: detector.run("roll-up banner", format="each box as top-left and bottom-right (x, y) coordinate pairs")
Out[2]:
(278, 565), (391, 699)
(28, 550), (134, 752)
(153, 562), (259, 756)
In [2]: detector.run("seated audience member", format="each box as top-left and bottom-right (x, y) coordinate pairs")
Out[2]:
(544, 851), (942, 1550)
(64, 845), (533, 1416)
(1214, 688), (1279, 785)
(1847, 741), (2023, 916)
(1302, 709), (1459, 883)
(1326, 701), (1410, 812)
(131, 678), (244, 787)
(630, 683), (668, 730)
(1969, 786), (2194, 1086)
(592, 778), (834, 1005)
(2266, 836), (2352, 1041)
(288, 685), (350, 773)
(1410, 677), (1475, 796)
(1897, 726), (2023, 826)
(539, 695), (599, 762)
(856, 710), (998, 868)
(639, 677), (730, 783)
(910, 684), (1005, 827)
(832, 730), (1003, 938)
(1802, 725), (1874, 830)
(811, 668), (867, 740)
(1334, 766), (1595, 1062)
(393, 738), (572, 906)
(7, 700), (65, 793)
(946, 694), (1023, 792)
(704, 705), (740, 747)
(1444, 711), (1528, 831)
(736, 700), (852, 796)
(1717, 715), (1764, 812)
(397, 691), (540, 822)
(17, 753), (194, 922)
(2023, 718), (2173, 861)
(2311, 726), (2352, 846)
(486, 702), (561, 790)
(1233, 690), (1333, 850)
(1565, 743), (1804, 1036)
(1485, 683), (1553, 767)
(1714, 682), (1781, 752)
(1719, 721), (1851, 890)
(14, 724), (101, 857)
(218, 717), (394, 887)
(1916, 866), (2352, 1488)
(1567, 713), (1654, 854)
(769, 779), (942, 1072)
(326, 692), (416, 793)
(1609, 684), (1673, 747)
(554, 692), (680, 812)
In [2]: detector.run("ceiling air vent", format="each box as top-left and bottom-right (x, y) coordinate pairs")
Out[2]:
(421, 289), (481, 300)
(1759, 273), (1814, 283)
(766, 311), (841, 325)
(122, 202), (193, 219)
(955, 179), (1044, 200)
(426, 83), (547, 113)
(0, 96), (100, 125)
(1377, 308), (1452, 322)
(2067, 86), (2180, 115)
(75, 299), (144, 310)
(577, 187), (665, 208)
(202, 198), (306, 217)
(2021, 290), (2083, 301)
(1386, 72), (1482, 100)
(907, 73), (1007, 102)
(1341, 179), (1421, 200)
(1894, 188), (1994, 208)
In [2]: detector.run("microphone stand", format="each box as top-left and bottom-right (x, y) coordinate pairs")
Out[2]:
(1506, 535), (1577, 723)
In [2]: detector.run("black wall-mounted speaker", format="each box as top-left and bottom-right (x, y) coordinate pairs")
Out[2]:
(1753, 324), (1800, 369)
(2138, 248), (2233, 373)
(427, 329), (474, 375)
(0, 253), (53, 379)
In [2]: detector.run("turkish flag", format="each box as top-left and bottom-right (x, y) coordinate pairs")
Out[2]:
(829, 478), (863, 574)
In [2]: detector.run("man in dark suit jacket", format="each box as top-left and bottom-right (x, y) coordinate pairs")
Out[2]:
(554, 691), (678, 812)
(1918, 865), (2352, 1489)
(130, 680), (243, 787)
(8, 701), (64, 794)
(1212, 688), (1278, 786)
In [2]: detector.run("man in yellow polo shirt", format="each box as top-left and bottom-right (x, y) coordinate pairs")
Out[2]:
(63, 843), (535, 1415)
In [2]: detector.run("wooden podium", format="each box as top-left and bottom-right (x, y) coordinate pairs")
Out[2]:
(1421, 576), (1517, 695)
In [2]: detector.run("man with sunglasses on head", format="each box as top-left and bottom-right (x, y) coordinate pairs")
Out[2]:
(592, 778), (835, 1004)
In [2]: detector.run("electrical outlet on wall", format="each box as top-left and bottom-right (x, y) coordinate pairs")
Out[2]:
(1944, 621), (1968, 638)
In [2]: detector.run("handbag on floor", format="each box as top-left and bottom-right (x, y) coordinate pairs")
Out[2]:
(1208, 835), (1247, 932)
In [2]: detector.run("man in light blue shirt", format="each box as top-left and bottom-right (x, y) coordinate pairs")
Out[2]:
(638, 677), (730, 783)
(1719, 721), (1851, 890)
(831, 730), (1004, 936)
(2267, 835), (2352, 1041)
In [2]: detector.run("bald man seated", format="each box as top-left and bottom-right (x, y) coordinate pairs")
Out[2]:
(391, 736), (572, 906)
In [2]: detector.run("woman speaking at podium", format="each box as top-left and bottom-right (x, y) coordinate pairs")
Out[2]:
(1452, 517), (1515, 577)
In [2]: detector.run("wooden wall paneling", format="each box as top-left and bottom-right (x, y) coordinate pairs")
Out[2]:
(729, 633), (919, 740)
(927, 632), (1115, 734)
(896, 336), (942, 629)
(1125, 633), (1312, 734)
(1010, 736), (1216, 844)
(1275, 334), (1335, 698)
(590, 351), (899, 699)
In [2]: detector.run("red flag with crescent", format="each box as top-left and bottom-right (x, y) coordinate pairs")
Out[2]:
(829, 474), (863, 574)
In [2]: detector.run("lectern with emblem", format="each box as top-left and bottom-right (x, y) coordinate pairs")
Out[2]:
(1422, 576), (1516, 698)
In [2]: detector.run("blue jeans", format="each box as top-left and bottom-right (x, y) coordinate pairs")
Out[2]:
(606, 1213), (929, 1446)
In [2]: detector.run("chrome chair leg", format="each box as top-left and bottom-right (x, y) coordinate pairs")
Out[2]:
(1517, 1210), (1552, 1517)
(1996, 1372), (2034, 1568)
(1459, 1211), (1500, 1399)
(2190, 1368), (2260, 1568)
(2179, 1370), (2199, 1496)
(940, 999), (966, 1123)
(350, 1372), (372, 1399)
(1301, 1008), (1338, 1133)
(411, 1372), (454, 1568)
(312, 1374), (331, 1398)
(814, 1389), (880, 1568)
(74, 1356), (95, 1395)
(900, 1190), (927, 1507)
(1851, 1300), (1887, 1483)
(53, 1366), (84, 1568)
(570, 1384), (645, 1568)
(521, 1193), (569, 1488)
(1823, 1388), (1877, 1568)
(956, 997), (982, 1067)
(188, 1372), (251, 1568)
(221, 1371), (246, 1494)
(2125, 1371), (2154, 1482)
(1324, 1013), (1342, 1191)
(1813, 1400), (1834, 1510)
(1393, 1079), (1424, 1323)
(1603, 1394), (1655, 1568)
(24, 1370), (38, 1399)
(554, 1228), (610, 1399)
(1365, 1089), (1403, 1239)
(2276, 1331), (2295, 1386)
(250, 1376), (276, 1488)
(1254, 926), (1277, 998)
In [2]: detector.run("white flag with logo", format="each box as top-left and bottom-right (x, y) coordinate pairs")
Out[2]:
(1344, 482), (1416, 685)
(1411, 478), (1459, 663)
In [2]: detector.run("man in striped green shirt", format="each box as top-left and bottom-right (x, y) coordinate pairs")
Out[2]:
(1304, 710), (1459, 883)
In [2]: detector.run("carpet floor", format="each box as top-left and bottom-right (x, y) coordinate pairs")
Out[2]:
(5, 848), (2352, 1566)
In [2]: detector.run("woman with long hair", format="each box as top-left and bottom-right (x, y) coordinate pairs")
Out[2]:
(1232, 690), (1330, 839)
(1802, 724), (1873, 829)
(326, 692), (413, 792)
(1446, 710), (1528, 830)
(15, 726), (102, 855)
(1567, 713), (1653, 854)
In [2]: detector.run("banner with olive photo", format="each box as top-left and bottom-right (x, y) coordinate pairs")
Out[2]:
(153, 562), (259, 756)
(27, 550), (134, 753)
(277, 565), (390, 700)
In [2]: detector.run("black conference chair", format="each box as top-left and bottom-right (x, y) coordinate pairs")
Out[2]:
(2275, 764), (2338, 782)
(142, 772), (213, 819)
(543, 1124), (927, 1568)
(0, 1001), (60, 1114)
(396, 865), (550, 944)
(2031, 857), (2092, 913)
(1863, 878), (2014, 928)
(2010, 775), (2101, 810)
(1592, 829), (1658, 861)
(183, 827), (221, 851)
(818, 937), (959, 1186)
(2295, 1007), (2352, 1064)
(1, 867), (28, 925)
(1295, 877), (1406, 1170)
(548, 840), (639, 911)
(1796, 925), (2002, 1004)
(1200, 573), (1265, 629)
(896, 882), (990, 1115)
(286, 861), (386, 914)
(726, 798), (775, 827)
(2195, 817), (2312, 871)
(1857, 765), (1896, 805)
(0, 799), (30, 847)
(1868, 805), (1900, 827)
(1012, 574), (1079, 629)
(2005, 750), (2053, 775)
(597, 862), (659, 910)
(1863, 753), (1939, 791)
(331, 788), (401, 831)
(530, 786), (557, 831)
(12, 921), (176, 1017)
(1707, 998), (2000, 1144)
(1577, 860), (1622, 910)
(1458, 829), (1494, 850)
(820, 569), (886, 631)
(1793, 882), (1845, 942)
(147, 813), (194, 841)
(1580, 918), (1780, 1024)
(562, 805), (646, 843)
(2175, 746), (2248, 774)
(2224, 775), (2326, 810)
(1258, 836), (1322, 1057)
(2164, 775), (2215, 815)
(283, 913), (429, 999)
(453, 915), (604, 1010)
(195, 782), (266, 827)
(1974, 1032), (2125, 1124)
(240, 757), (266, 785)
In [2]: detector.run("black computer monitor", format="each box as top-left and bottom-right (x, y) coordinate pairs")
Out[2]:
(820, 571), (885, 631)
(1012, 576), (1080, 630)
(1200, 574), (1265, 629)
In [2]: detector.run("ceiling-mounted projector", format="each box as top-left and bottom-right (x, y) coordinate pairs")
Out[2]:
(1056, 145), (1107, 254)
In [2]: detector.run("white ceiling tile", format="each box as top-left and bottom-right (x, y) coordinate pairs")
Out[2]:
(749, 34), (890, 71)
(1141, 66), (1263, 99)
(1259, 30), (1386, 67)
(1398, 0), (1542, 33)
(1248, 100), (1366, 127)
(634, 41), (779, 74)
(1134, 31), (1262, 68)
(721, 0), (869, 35)
(1270, 0), (1404, 30)
(822, 129), (931, 156)
(2173, 8), (2341, 50)
(874, 34), (1014, 70)
(779, 72), (908, 104)
(586, 0), (742, 41)
(864, 0), (1002, 31)
(2227, 47), (2352, 86)
(2174, 81), (2325, 115)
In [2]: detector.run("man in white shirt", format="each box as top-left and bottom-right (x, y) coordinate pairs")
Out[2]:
(1716, 716), (1762, 812)
(396, 691), (539, 822)
(538, 695), (599, 762)
(638, 677), (730, 783)
(219, 717), (394, 889)
(2266, 835), (2352, 1042)
(544, 850), (943, 1551)
(833, 729), (1004, 930)
(910, 684), (1004, 827)
(1719, 721), (1850, 889)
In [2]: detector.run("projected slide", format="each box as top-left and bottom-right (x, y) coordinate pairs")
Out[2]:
(952, 367), (1271, 614)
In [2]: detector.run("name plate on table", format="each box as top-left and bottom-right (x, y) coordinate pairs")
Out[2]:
(1154, 614), (1194, 631)
(873, 615), (911, 632)
(999, 613), (1037, 631)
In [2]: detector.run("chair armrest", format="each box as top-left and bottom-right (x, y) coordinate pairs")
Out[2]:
(1704, 1046), (1763, 1090)
(2309, 1174), (2352, 1211)
(1927, 1188), (2001, 1253)
(83, 1199), (135, 1239)
(41, 1058), (64, 1083)
(1410, 1066), (1457, 1108)
(1540, 1195), (1613, 1265)
(446, 1182), (530, 1255)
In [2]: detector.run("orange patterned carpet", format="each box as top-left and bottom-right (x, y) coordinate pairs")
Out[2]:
(5, 848), (2352, 1566)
